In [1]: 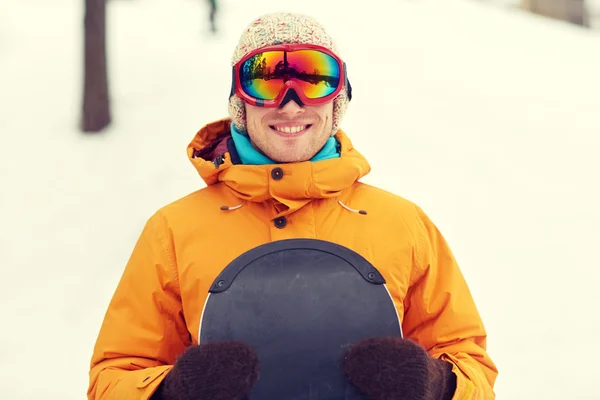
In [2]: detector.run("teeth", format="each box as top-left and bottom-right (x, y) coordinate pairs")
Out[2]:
(273, 125), (307, 134)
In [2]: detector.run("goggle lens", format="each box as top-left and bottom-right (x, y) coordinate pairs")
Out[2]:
(239, 49), (341, 101)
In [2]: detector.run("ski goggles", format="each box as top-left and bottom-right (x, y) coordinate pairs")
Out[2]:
(229, 44), (352, 107)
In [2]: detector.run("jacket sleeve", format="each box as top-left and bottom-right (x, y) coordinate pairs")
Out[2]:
(88, 211), (191, 400)
(402, 206), (498, 400)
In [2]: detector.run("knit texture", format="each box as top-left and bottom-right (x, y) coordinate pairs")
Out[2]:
(152, 341), (259, 400)
(228, 12), (350, 136)
(344, 337), (457, 400)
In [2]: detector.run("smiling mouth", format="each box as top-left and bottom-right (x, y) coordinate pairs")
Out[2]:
(270, 124), (312, 134)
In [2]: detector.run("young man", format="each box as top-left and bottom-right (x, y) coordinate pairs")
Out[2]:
(88, 12), (498, 400)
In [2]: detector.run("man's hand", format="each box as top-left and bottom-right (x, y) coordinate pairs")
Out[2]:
(344, 337), (457, 400)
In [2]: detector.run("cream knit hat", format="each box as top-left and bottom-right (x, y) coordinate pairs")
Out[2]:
(228, 12), (350, 136)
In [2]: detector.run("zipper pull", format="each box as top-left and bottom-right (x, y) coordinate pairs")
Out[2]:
(213, 154), (225, 169)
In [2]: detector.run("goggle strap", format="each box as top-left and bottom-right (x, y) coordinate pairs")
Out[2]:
(344, 63), (352, 102)
(228, 66), (236, 100)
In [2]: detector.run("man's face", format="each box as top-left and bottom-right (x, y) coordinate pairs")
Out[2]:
(245, 99), (334, 163)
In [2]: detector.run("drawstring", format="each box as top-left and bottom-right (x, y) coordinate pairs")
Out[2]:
(219, 201), (367, 215)
(220, 204), (243, 211)
(337, 200), (367, 215)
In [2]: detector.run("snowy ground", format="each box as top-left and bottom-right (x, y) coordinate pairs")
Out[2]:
(1, 0), (599, 398)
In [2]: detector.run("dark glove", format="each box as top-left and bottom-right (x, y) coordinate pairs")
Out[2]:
(344, 337), (457, 400)
(152, 340), (260, 400)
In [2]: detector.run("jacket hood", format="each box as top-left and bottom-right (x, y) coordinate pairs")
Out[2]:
(187, 118), (371, 215)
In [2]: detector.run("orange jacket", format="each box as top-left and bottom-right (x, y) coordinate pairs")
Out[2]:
(88, 118), (497, 400)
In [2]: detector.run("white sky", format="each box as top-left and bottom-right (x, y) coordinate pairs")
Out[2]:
(1, 0), (599, 398)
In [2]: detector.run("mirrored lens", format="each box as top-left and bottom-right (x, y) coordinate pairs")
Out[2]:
(239, 49), (341, 100)
(287, 50), (340, 99)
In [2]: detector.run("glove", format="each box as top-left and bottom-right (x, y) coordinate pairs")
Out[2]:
(344, 337), (457, 400)
(152, 340), (260, 400)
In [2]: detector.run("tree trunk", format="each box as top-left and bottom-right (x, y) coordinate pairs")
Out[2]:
(82, 0), (111, 132)
(521, 0), (589, 27)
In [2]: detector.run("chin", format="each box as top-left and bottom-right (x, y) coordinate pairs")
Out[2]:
(270, 150), (311, 163)
(272, 155), (304, 163)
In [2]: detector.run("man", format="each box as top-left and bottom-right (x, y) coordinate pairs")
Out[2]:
(88, 12), (498, 400)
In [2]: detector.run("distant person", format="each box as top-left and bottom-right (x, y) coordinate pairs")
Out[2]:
(208, 0), (217, 32)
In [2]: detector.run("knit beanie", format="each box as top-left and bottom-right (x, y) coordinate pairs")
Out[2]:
(228, 12), (350, 136)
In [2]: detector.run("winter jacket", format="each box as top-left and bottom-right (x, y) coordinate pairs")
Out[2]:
(88, 118), (498, 400)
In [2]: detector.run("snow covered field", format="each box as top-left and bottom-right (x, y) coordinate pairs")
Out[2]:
(1, 0), (599, 398)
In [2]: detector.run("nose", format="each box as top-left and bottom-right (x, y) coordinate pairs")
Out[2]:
(277, 100), (305, 117)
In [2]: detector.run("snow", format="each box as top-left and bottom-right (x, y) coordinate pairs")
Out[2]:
(1, 0), (599, 398)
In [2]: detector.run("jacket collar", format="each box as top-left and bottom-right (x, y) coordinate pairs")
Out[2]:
(187, 118), (371, 216)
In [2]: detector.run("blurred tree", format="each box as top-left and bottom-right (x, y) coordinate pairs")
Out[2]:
(82, 0), (111, 132)
(521, 0), (589, 27)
